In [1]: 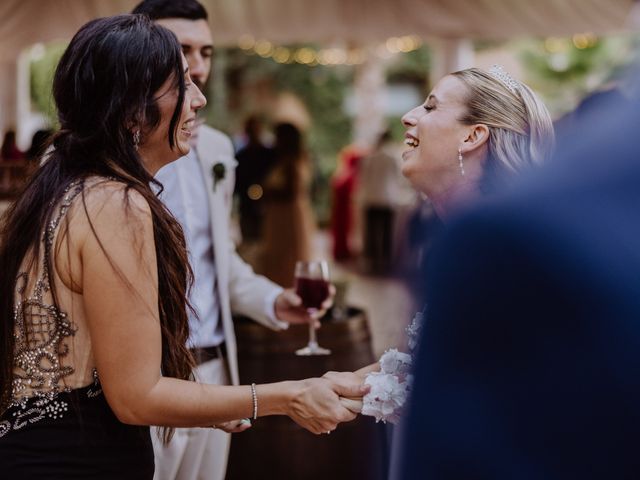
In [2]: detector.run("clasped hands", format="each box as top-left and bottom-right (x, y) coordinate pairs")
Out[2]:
(212, 371), (369, 435)
(286, 371), (369, 435)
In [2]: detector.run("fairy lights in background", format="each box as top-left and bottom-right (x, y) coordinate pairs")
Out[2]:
(542, 33), (599, 72)
(543, 33), (599, 53)
(236, 32), (599, 68)
(237, 34), (423, 66)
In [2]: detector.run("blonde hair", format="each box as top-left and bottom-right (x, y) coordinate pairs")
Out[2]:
(451, 68), (555, 187)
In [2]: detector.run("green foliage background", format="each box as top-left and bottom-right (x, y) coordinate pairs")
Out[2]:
(30, 42), (67, 128)
(205, 45), (431, 223)
(206, 47), (357, 223)
(516, 34), (639, 116)
(28, 36), (638, 223)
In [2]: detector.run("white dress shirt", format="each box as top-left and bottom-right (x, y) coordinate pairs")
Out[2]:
(156, 150), (224, 349)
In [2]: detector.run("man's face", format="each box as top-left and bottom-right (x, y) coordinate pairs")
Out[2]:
(156, 18), (213, 89)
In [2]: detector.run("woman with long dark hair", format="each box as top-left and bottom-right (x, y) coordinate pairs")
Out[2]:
(0, 15), (365, 478)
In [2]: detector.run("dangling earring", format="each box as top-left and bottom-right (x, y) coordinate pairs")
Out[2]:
(458, 147), (465, 176)
(133, 129), (141, 151)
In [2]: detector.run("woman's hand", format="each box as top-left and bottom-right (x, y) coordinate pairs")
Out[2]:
(322, 371), (368, 390)
(353, 362), (381, 380)
(212, 418), (253, 434)
(323, 371), (368, 414)
(274, 284), (336, 329)
(285, 377), (369, 434)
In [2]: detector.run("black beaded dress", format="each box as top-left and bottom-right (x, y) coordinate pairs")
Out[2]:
(0, 181), (154, 479)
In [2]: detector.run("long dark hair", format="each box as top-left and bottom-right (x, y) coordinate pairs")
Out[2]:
(267, 123), (306, 202)
(274, 122), (303, 161)
(0, 14), (194, 440)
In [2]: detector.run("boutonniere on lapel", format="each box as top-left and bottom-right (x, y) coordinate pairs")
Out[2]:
(212, 162), (226, 192)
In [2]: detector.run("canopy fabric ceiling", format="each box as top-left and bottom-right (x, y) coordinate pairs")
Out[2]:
(0, 0), (636, 62)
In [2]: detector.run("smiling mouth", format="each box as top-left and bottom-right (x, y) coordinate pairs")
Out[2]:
(404, 136), (419, 148)
(180, 119), (195, 135)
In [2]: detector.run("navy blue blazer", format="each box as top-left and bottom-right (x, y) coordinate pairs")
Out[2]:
(399, 95), (640, 479)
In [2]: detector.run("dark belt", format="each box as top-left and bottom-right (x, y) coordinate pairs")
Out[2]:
(190, 342), (227, 366)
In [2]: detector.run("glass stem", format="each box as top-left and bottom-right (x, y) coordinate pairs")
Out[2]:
(308, 310), (318, 347)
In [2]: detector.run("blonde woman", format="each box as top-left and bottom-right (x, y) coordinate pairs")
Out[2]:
(401, 66), (554, 218)
(348, 66), (555, 422)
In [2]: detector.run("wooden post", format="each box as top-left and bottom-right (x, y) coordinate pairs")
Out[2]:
(352, 47), (388, 149)
(429, 38), (474, 88)
(0, 58), (18, 139)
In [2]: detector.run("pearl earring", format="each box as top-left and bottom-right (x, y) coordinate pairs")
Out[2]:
(458, 147), (465, 176)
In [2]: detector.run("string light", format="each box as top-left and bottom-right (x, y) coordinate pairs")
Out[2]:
(544, 33), (598, 53)
(238, 34), (255, 50)
(255, 40), (274, 57)
(237, 35), (423, 66)
(572, 33), (598, 49)
(272, 47), (290, 63)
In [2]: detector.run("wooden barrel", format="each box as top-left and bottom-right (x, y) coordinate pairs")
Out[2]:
(226, 307), (388, 480)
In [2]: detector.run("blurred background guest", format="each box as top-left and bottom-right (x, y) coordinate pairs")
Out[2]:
(0, 130), (24, 160)
(26, 129), (52, 162)
(258, 122), (317, 287)
(235, 114), (275, 244)
(330, 144), (366, 262)
(357, 129), (403, 275)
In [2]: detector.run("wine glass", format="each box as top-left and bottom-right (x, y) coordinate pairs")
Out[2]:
(294, 260), (331, 356)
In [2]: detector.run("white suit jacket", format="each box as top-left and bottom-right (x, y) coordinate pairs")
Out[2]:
(195, 125), (285, 385)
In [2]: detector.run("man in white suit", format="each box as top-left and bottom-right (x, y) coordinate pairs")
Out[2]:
(132, 1), (324, 479)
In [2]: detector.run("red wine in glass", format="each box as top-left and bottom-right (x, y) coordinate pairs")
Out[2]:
(296, 277), (330, 310)
(294, 260), (331, 356)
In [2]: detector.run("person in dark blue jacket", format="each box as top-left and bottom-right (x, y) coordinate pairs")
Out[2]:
(400, 71), (640, 479)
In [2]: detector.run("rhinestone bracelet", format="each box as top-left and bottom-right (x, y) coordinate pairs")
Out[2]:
(250, 383), (258, 420)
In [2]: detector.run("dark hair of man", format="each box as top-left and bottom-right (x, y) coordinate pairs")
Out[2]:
(1, 130), (18, 158)
(132, 0), (208, 21)
(0, 14), (194, 443)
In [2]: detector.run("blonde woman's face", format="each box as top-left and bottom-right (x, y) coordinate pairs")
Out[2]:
(401, 75), (471, 194)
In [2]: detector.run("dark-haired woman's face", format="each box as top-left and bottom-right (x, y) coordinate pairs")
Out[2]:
(138, 55), (206, 174)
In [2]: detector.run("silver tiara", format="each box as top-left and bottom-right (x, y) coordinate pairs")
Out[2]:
(488, 64), (519, 94)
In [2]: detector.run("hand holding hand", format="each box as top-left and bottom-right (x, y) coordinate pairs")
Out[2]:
(323, 371), (368, 414)
(286, 376), (369, 435)
(211, 418), (253, 433)
(322, 371), (367, 393)
(274, 285), (336, 328)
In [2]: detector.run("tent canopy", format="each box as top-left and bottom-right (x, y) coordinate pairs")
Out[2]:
(0, 0), (635, 62)
(0, 0), (636, 140)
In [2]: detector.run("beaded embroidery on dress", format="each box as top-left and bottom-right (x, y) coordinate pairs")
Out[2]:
(0, 180), (101, 437)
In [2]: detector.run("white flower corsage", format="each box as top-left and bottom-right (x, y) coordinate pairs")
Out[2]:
(361, 310), (424, 424)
